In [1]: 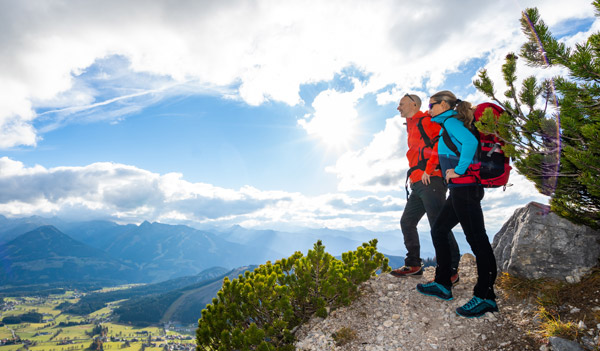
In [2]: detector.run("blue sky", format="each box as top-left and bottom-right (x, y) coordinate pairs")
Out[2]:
(0, 0), (596, 235)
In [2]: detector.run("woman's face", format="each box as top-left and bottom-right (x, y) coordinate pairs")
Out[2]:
(428, 99), (448, 116)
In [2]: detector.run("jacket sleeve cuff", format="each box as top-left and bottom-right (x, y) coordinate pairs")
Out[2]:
(454, 167), (466, 175)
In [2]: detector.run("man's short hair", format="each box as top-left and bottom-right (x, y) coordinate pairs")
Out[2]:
(403, 94), (422, 109)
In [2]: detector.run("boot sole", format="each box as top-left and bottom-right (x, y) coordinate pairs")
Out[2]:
(390, 272), (423, 277)
(416, 288), (453, 301)
(455, 307), (498, 318)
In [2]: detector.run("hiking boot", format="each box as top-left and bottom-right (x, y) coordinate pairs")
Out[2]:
(456, 296), (499, 318)
(390, 265), (423, 277)
(416, 281), (453, 301)
(451, 271), (460, 285)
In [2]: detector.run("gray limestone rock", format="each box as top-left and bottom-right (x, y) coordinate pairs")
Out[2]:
(492, 202), (600, 282)
(548, 336), (585, 351)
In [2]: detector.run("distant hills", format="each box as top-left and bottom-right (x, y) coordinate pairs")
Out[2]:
(0, 214), (68, 244)
(113, 266), (254, 325)
(0, 215), (460, 288)
(216, 225), (428, 258)
(0, 215), (426, 325)
(0, 218), (282, 285)
(0, 226), (138, 285)
(69, 220), (280, 282)
(60, 266), (237, 320)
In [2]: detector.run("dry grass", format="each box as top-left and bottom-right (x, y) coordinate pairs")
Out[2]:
(497, 267), (600, 346)
(331, 327), (358, 347)
(496, 272), (562, 302)
(537, 306), (581, 340)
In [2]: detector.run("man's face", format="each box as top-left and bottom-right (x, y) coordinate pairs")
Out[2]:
(397, 96), (417, 118)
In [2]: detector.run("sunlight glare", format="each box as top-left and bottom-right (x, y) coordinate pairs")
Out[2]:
(299, 90), (358, 149)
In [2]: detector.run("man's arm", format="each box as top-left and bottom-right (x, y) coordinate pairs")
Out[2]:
(421, 142), (439, 185)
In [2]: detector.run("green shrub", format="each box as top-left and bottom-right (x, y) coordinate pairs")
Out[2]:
(196, 239), (389, 350)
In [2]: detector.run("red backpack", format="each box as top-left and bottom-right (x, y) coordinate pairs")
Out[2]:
(440, 102), (512, 189)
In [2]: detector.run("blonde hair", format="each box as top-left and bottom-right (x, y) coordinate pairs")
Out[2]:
(430, 90), (474, 127)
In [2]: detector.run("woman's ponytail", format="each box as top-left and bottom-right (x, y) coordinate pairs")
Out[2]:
(455, 100), (474, 127)
(430, 90), (473, 127)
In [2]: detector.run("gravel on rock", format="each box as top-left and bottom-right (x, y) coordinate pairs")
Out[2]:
(294, 254), (542, 351)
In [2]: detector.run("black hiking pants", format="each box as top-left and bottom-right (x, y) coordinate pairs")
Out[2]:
(431, 185), (497, 300)
(401, 176), (460, 270)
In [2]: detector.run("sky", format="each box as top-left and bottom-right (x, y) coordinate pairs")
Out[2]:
(0, 0), (597, 237)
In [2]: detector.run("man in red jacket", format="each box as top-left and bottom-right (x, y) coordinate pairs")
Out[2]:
(392, 93), (460, 282)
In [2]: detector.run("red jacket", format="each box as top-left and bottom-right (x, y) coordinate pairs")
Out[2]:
(405, 111), (443, 183)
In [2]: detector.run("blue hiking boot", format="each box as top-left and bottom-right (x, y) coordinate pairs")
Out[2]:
(456, 296), (499, 318)
(416, 281), (453, 301)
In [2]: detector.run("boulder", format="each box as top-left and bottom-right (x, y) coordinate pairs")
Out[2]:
(548, 337), (585, 351)
(492, 202), (600, 283)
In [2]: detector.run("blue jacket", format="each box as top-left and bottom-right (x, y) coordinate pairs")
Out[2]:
(431, 110), (478, 182)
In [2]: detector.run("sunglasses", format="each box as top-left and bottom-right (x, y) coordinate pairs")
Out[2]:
(428, 101), (443, 109)
(404, 94), (416, 103)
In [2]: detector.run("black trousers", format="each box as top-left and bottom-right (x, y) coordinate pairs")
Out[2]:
(401, 177), (460, 270)
(431, 185), (497, 300)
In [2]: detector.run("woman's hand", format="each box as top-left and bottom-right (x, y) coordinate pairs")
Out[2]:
(445, 169), (460, 183)
(421, 172), (431, 185)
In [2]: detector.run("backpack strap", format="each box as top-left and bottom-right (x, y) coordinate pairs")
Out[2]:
(440, 118), (461, 157)
(440, 117), (482, 157)
(439, 117), (482, 185)
(417, 117), (438, 149)
(406, 159), (429, 178)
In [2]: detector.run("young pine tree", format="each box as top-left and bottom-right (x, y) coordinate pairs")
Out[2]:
(474, 4), (600, 229)
(196, 240), (389, 351)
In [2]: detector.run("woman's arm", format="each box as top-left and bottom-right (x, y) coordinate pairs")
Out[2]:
(445, 118), (478, 175)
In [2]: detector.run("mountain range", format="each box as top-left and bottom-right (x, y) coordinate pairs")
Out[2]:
(0, 215), (436, 324)
(0, 225), (138, 285)
(0, 217), (282, 284)
(0, 215), (464, 287)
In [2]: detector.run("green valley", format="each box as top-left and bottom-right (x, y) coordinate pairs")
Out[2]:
(0, 289), (196, 351)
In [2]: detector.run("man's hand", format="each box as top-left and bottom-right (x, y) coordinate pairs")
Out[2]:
(421, 172), (431, 185)
(445, 169), (460, 183)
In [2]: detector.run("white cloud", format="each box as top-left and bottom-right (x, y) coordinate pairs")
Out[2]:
(325, 0), (597, 193)
(0, 157), (405, 230)
(326, 113), (407, 192)
(0, 0), (591, 235)
(0, 157), (288, 223)
(481, 171), (549, 232)
(1, 0), (596, 148)
(298, 86), (364, 147)
(0, 156), (550, 235)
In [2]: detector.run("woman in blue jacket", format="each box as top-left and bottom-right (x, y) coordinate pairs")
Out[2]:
(416, 90), (498, 318)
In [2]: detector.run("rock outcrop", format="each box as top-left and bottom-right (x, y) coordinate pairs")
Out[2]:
(293, 202), (600, 350)
(295, 254), (542, 350)
(492, 201), (600, 283)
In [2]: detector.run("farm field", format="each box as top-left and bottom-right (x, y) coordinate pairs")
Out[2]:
(1, 289), (196, 351)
